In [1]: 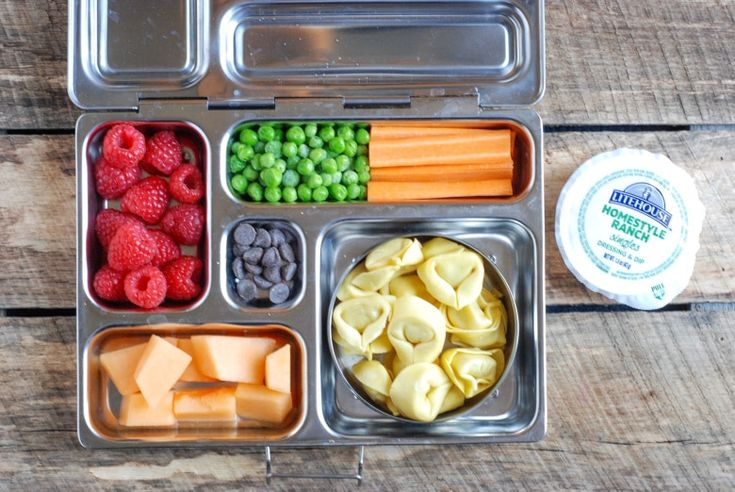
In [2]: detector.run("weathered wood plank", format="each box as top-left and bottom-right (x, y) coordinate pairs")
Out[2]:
(1, 1), (734, 129)
(0, 313), (732, 490)
(1, 130), (733, 308)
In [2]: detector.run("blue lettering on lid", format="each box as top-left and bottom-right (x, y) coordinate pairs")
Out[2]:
(609, 182), (672, 228)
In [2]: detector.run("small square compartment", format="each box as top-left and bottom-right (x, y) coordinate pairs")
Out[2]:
(318, 218), (542, 439)
(222, 219), (305, 310)
(81, 120), (210, 312)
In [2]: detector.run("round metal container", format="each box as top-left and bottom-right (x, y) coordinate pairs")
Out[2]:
(327, 235), (519, 424)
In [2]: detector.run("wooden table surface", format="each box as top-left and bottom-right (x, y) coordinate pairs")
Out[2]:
(1, 1), (734, 489)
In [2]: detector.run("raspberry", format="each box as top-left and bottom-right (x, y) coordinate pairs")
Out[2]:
(103, 124), (146, 169)
(92, 265), (127, 302)
(94, 209), (142, 249)
(149, 230), (181, 266)
(121, 176), (170, 224)
(161, 204), (205, 246)
(124, 266), (167, 309)
(169, 164), (204, 204)
(94, 156), (140, 199)
(162, 256), (203, 301)
(107, 222), (158, 272)
(141, 130), (182, 176)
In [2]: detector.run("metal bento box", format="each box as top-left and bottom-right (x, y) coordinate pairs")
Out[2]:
(70, 0), (546, 448)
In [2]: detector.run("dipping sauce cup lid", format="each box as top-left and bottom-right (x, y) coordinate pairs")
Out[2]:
(555, 148), (705, 310)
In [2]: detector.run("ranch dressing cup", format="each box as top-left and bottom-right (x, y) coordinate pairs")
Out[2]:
(555, 148), (705, 310)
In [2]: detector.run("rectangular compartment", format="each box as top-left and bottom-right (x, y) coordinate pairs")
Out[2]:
(80, 120), (210, 312)
(318, 218), (541, 439)
(80, 323), (307, 446)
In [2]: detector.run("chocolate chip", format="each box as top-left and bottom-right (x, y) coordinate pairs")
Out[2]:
(236, 279), (257, 301)
(262, 247), (280, 267)
(269, 283), (290, 304)
(269, 228), (286, 247)
(231, 257), (246, 280)
(242, 247), (263, 264)
(244, 262), (262, 275)
(234, 223), (256, 246)
(264, 265), (282, 283)
(233, 242), (247, 257)
(253, 275), (273, 289)
(282, 228), (296, 243)
(281, 262), (297, 282)
(253, 228), (271, 248)
(278, 242), (295, 263)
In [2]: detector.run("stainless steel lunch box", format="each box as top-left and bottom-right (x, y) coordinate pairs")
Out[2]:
(70, 0), (546, 448)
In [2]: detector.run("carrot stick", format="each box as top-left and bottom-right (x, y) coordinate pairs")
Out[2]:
(370, 160), (513, 182)
(369, 130), (511, 168)
(367, 179), (513, 202)
(370, 126), (496, 141)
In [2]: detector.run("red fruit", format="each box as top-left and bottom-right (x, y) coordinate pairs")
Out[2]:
(121, 176), (170, 224)
(107, 222), (158, 272)
(94, 209), (142, 249)
(149, 230), (181, 266)
(92, 265), (127, 302)
(169, 164), (204, 204)
(124, 266), (167, 309)
(161, 204), (205, 246)
(103, 124), (146, 169)
(94, 156), (140, 199)
(162, 256), (202, 301)
(141, 130), (182, 176)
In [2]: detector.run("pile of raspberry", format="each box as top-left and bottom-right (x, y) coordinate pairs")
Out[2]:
(92, 124), (205, 309)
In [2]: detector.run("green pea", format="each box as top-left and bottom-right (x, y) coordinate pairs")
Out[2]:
(274, 128), (284, 142)
(356, 144), (368, 156)
(354, 155), (369, 173)
(261, 168), (283, 188)
(228, 155), (246, 174)
(308, 136), (324, 149)
(331, 172), (342, 185)
(320, 173), (333, 187)
(237, 145), (254, 162)
(297, 158), (315, 176)
(228, 139), (236, 154)
(342, 170), (359, 186)
(298, 144), (310, 158)
(243, 165), (259, 182)
(286, 155), (300, 169)
(318, 126), (336, 142)
(264, 187), (282, 203)
(297, 184), (312, 202)
(307, 173), (323, 189)
(329, 137), (346, 154)
(343, 140), (358, 157)
(282, 186), (297, 203)
(247, 182), (263, 202)
(282, 169), (299, 188)
(335, 155), (351, 172)
(286, 126), (306, 145)
(347, 183), (361, 200)
(282, 141), (298, 158)
(260, 152), (276, 169)
(358, 184), (367, 200)
(358, 169), (371, 184)
(231, 142), (243, 154)
(312, 185), (329, 203)
(321, 158), (338, 174)
(355, 128), (370, 145)
(239, 128), (258, 147)
(264, 140), (282, 157)
(251, 155), (262, 171)
(309, 147), (328, 164)
(231, 174), (248, 194)
(253, 141), (266, 153)
(258, 125), (276, 142)
(274, 159), (287, 173)
(329, 183), (348, 202)
(304, 124), (318, 138)
(337, 125), (355, 142)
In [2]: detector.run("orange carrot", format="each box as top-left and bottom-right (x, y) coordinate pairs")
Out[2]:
(370, 161), (513, 182)
(367, 179), (513, 202)
(369, 130), (511, 168)
(370, 125), (496, 141)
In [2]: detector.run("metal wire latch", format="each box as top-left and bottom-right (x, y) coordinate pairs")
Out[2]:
(264, 446), (365, 485)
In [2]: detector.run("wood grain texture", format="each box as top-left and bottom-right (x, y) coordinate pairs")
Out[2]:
(1, 130), (733, 308)
(1, 1), (734, 129)
(0, 313), (732, 490)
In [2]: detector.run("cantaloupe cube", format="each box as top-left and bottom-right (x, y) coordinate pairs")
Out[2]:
(100, 343), (147, 395)
(177, 338), (216, 382)
(265, 344), (291, 394)
(102, 336), (177, 352)
(235, 384), (293, 424)
(173, 387), (237, 422)
(119, 391), (176, 427)
(190, 336), (276, 383)
(134, 335), (191, 407)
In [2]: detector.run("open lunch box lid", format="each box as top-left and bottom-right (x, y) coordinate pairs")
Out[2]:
(68, 0), (545, 111)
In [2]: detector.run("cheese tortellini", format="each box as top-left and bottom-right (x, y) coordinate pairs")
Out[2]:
(332, 236), (510, 422)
